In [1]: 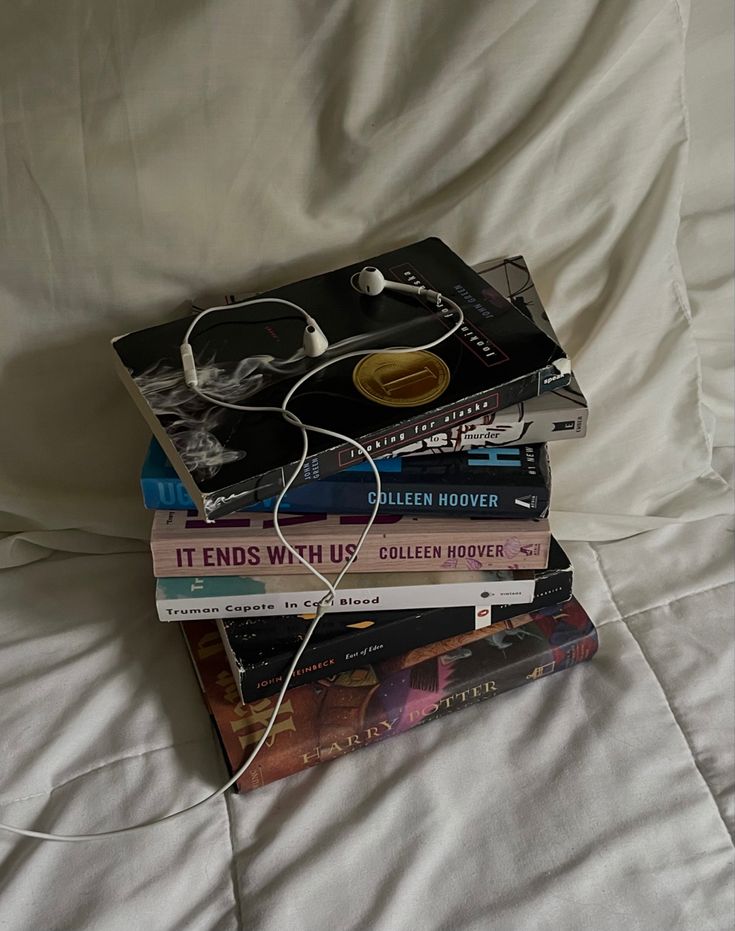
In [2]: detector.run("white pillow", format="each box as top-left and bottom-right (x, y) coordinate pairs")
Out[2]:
(0, 0), (729, 544)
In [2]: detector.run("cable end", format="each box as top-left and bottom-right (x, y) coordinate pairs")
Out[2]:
(180, 343), (199, 389)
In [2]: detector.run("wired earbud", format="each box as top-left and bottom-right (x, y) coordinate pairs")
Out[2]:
(351, 266), (445, 305)
(180, 268), (450, 393)
(180, 296), (330, 391)
(303, 320), (330, 357)
(0, 266), (464, 843)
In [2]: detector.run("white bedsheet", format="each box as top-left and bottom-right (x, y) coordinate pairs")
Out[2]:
(0, 518), (732, 930)
(0, 1), (732, 929)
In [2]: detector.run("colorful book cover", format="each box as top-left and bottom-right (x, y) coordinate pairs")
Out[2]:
(112, 238), (570, 520)
(182, 598), (598, 793)
(140, 440), (551, 519)
(150, 511), (551, 577)
(155, 537), (571, 621)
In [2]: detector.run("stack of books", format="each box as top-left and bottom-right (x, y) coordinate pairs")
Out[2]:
(113, 240), (597, 794)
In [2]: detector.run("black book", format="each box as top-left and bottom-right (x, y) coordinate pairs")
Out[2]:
(112, 238), (570, 520)
(219, 538), (573, 701)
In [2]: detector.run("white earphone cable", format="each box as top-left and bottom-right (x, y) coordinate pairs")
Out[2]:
(0, 289), (463, 843)
(182, 296), (314, 344)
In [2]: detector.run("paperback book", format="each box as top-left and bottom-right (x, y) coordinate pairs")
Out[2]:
(155, 537), (571, 620)
(182, 598), (598, 793)
(151, 510), (551, 577)
(113, 238), (570, 520)
(141, 439), (551, 519)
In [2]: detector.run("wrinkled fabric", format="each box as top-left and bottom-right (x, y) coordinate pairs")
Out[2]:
(0, 519), (732, 930)
(0, 1), (733, 929)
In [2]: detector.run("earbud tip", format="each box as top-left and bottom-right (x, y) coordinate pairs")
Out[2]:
(357, 266), (385, 296)
(303, 324), (329, 357)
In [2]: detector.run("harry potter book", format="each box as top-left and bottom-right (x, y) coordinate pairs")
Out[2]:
(150, 510), (551, 577)
(112, 238), (570, 520)
(182, 598), (598, 793)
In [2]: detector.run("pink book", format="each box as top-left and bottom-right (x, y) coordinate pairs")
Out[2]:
(150, 510), (551, 577)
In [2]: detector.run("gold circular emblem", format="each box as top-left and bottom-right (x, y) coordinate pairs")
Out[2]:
(352, 350), (450, 407)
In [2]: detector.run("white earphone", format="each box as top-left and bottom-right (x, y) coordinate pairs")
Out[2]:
(179, 266), (447, 391)
(179, 297), (330, 391)
(351, 266), (445, 306)
(0, 266), (464, 843)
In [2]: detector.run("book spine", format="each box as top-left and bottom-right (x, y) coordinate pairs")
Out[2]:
(230, 604), (568, 702)
(228, 572), (574, 700)
(145, 478), (548, 518)
(152, 523), (551, 577)
(143, 476), (547, 518)
(182, 603), (598, 794)
(156, 576), (539, 621)
(216, 559), (572, 654)
(285, 481), (548, 518)
(390, 395), (588, 457)
(276, 627), (598, 790)
(203, 367), (570, 519)
(313, 367), (567, 474)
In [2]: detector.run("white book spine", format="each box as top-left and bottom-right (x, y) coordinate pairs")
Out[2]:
(157, 578), (537, 621)
(388, 395), (587, 457)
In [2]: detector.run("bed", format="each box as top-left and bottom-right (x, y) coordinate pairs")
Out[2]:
(0, 2), (732, 928)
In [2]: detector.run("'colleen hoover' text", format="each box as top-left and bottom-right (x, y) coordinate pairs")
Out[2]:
(367, 491), (499, 508)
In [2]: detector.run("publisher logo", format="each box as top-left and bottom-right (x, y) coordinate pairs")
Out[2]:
(352, 350), (450, 408)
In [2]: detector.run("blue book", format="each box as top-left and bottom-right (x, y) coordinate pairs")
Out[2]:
(141, 439), (550, 518)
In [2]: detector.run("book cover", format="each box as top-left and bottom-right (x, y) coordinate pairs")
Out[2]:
(151, 510), (551, 577)
(141, 439), (551, 519)
(182, 598), (598, 793)
(155, 537), (571, 620)
(113, 238), (570, 520)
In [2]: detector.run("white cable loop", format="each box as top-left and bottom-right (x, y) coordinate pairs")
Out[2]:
(0, 290), (463, 842)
